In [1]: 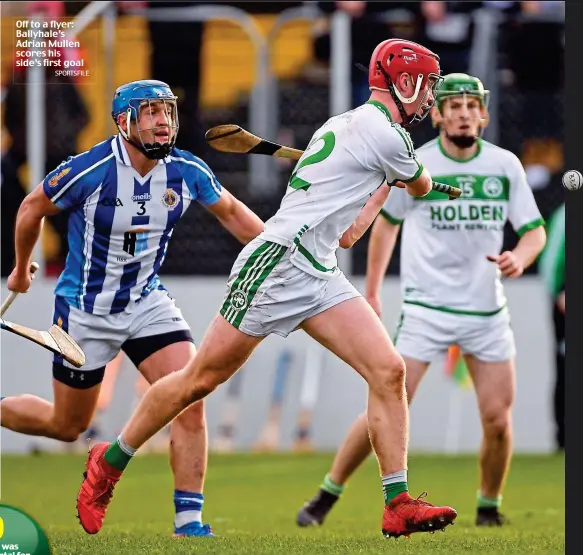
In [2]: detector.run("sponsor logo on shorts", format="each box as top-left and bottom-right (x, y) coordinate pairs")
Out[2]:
(230, 289), (248, 311)
(48, 167), (71, 187)
(161, 188), (180, 210)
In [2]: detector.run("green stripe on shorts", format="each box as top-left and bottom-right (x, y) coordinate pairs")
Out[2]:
(221, 242), (287, 329)
(392, 311), (404, 344)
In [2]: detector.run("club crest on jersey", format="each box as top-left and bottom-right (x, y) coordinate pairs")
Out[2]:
(48, 167), (71, 187)
(230, 289), (248, 311)
(483, 177), (504, 198)
(161, 188), (180, 210)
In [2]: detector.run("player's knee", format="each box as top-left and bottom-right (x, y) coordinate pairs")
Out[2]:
(482, 410), (511, 440)
(174, 399), (206, 431)
(368, 357), (406, 396)
(182, 373), (218, 405)
(51, 422), (88, 443)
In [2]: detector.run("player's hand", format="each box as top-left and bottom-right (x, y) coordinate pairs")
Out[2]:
(7, 266), (35, 294)
(486, 251), (524, 279)
(366, 293), (383, 319)
(556, 291), (565, 315)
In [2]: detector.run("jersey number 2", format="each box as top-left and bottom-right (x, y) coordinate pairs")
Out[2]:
(288, 131), (336, 191)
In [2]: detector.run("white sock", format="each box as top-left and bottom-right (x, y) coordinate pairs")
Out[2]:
(117, 434), (137, 456)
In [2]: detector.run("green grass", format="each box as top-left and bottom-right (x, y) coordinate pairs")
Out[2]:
(1, 452), (564, 554)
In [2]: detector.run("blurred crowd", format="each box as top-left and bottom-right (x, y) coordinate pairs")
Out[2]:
(1, 0), (565, 276)
(0, 1), (566, 451)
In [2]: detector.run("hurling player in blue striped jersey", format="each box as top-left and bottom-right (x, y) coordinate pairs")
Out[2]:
(1, 80), (265, 537)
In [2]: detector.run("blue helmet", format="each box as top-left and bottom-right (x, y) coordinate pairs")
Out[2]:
(111, 80), (179, 160)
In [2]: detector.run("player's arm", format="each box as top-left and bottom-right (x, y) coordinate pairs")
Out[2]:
(400, 167), (432, 198)
(487, 224), (546, 278)
(339, 184), (391, 249)
(488, 153), (547, 278)
(9, 149), (105, 293)
(186, 153), (264, 244)
(371, 121), (431, 198)
(512, 226), (547, 273)
(206, 189), (265, 245)
(364, 213), (401, 318)
(9, 184), (62, 293)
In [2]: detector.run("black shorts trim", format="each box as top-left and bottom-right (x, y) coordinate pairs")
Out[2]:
(53, 362), (106, 389)
(121, 329), (194, 368)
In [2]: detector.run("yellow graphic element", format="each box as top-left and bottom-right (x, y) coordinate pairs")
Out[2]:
(0, 515), (4, 538)
(57, 317), (63, 328)
(162, 188), (179, 209)
(48, 167), (71, 187)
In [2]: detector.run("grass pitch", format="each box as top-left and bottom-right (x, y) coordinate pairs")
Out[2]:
(1, 452), (564, 554)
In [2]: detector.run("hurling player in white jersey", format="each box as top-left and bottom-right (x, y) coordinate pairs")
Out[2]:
(77, 40), (460, 540)
(2, 80), (265, 537)
(296, 73), (546, 528)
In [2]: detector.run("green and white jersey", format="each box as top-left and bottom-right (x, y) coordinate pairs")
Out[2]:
(260, 100), (423, 279)
(539, 203), (565, 298)
(381, 137), (545, 315)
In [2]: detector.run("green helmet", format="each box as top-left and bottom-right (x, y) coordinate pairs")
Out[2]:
(435, 73), (489, 111)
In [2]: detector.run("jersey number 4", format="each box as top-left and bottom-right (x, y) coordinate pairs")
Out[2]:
(288, 131), (336, 191)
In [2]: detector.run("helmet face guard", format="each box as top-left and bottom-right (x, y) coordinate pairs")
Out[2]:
(124, 98), (179, 160)
(111, 80), (179, 160)
(434, 73), (490, 137)
(406, 72), (444, 126)
(375, 61), (444, 128)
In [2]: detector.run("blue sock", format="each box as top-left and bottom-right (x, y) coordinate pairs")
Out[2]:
(174, 490), (204, 528)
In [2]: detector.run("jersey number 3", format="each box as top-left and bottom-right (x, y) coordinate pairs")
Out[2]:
(288, 131), (336, 191)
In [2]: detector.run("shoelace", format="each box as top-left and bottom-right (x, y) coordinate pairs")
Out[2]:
(411, 492), (433, 507)
(392, 492), (434, 517)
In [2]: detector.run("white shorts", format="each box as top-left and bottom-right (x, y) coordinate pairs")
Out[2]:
(394, 303), (516, 363)
(220, 238), (361, 338)
(52, 288), (192, 388)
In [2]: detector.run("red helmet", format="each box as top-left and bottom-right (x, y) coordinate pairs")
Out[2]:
(368, 39), (443, 126)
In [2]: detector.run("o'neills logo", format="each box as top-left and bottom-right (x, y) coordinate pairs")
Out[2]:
(132, 193), (152, 202)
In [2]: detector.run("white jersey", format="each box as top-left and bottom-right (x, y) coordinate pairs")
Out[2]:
(381, 137), (545, 315)
(260, 100), (423, 279)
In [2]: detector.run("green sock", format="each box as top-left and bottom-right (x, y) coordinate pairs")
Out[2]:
(477, 491), (502, 510)
(104, 437), (135, 471)
(382, 470), (409, 504)
(321, 473), (345, 497)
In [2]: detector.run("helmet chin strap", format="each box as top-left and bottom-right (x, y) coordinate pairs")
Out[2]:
(376, 62), (411, 126)
(129, 138), (172, 160)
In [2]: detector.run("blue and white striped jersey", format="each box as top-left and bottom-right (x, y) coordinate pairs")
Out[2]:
(43, 135), (222, 315)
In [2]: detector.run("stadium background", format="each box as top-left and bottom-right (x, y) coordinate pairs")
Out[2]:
(0, 1), (565, 456)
